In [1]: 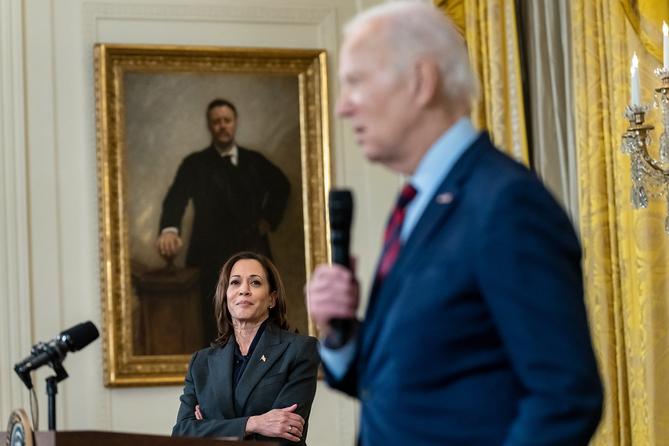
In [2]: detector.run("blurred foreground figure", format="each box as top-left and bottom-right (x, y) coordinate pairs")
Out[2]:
(306, 2), (602, 445)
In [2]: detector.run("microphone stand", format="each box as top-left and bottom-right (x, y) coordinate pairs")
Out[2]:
(46, 377), (58, 430)
(45, 360), (69, 430)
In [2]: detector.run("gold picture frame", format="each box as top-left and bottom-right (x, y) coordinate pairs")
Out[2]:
(95, 44), (330, 387)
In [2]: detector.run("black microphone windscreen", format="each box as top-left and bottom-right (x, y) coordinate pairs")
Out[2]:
(60, 321), (99, 351)
(329, 190), (353, 230)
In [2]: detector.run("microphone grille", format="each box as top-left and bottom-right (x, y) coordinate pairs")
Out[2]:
(60, 321), (100, 351)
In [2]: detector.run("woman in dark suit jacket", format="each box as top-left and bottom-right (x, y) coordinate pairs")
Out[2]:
(172, 252), (320, 445)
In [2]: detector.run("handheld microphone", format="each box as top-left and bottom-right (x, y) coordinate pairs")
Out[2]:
(327, 189), (356, 349)
(14, 321), (100, 389)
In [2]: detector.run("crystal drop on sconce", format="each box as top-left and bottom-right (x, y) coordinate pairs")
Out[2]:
(632, 184), (649, 209)
(660, 131), (669, 164)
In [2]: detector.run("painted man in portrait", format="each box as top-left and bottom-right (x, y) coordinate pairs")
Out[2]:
(157, 98), (290, 345)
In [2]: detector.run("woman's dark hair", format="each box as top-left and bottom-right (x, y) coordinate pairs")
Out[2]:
(212, 251), (289, 346)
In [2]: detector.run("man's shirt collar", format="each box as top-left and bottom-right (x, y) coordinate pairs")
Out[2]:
(215, 143), (239, 166)
(402, 117), (479, 240)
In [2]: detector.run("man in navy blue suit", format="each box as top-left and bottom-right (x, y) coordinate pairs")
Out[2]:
(306, 2), (603, 445)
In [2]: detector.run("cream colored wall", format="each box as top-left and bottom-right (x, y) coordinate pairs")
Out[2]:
(0, 0), (399, 445)
(0, 0), (33, 424)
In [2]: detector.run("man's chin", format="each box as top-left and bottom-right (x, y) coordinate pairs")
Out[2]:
(362, 147), (405, 171)
(361, 146), (385, 163)
(215, 138), (234, 148)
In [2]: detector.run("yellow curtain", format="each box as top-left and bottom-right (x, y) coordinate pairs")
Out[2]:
(620, 0), (669, 63)
(434, 0), (529, 165)
(572, 1), (669, 444)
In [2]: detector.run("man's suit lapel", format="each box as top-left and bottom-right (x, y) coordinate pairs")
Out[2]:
(208, 341), (237, 419)
(236, 146), (249, 166)
(234, 324), (289, 414)
(361, 134), (491, 361)
(399, 136), (488, 263)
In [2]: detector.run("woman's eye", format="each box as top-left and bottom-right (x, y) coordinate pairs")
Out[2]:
(229, 279), (240, 286)
(251, 280), (261, 287)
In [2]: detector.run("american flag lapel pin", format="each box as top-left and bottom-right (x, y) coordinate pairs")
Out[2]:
(436, 192), (454, 204)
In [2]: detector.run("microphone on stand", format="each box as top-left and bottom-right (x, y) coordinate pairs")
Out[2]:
(14, 321), (100, 389)
(14, 320), (99, 431)
(326, 189), (356, 349)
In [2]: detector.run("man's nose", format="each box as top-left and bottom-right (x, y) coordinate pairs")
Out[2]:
(336, 94), (353, 117)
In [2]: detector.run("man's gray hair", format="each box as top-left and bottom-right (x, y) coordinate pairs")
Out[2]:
(344, 1), (479, 109)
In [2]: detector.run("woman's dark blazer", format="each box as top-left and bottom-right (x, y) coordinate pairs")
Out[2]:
(172, 323), (320, 445)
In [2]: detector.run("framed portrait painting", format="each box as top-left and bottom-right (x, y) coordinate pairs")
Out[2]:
(95, 44), (331, 386)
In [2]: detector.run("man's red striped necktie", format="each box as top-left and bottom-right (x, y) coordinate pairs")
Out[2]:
(375, 183), (417, 284)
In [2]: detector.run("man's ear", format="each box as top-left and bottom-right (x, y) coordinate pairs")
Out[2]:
(412, 57), (440, 107)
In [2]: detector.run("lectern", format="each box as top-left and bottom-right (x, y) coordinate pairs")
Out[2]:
(0, 431), (276, 446)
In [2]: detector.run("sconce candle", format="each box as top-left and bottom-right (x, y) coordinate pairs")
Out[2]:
(631, 53), (640, 105)
(662, 22), (669, 70)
